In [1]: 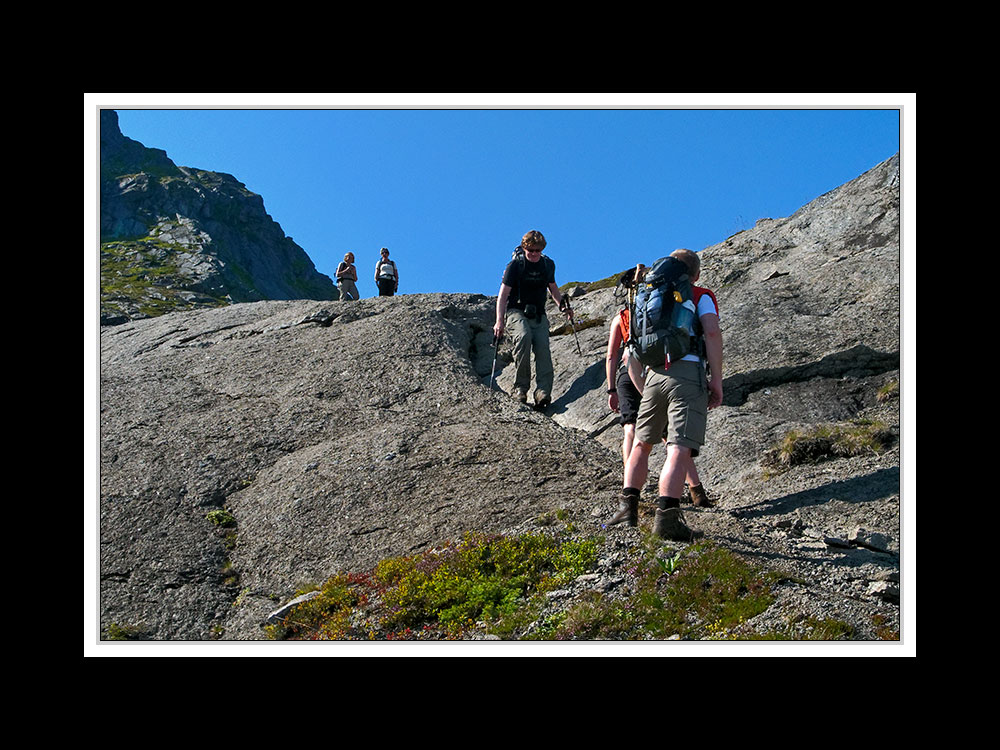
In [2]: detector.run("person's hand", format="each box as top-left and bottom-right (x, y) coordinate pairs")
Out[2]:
(708, 377), (723, 409)
(608, 392), (619, 413)
(493, 321), (504, 341)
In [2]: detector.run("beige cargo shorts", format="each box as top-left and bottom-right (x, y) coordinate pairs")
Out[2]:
(634, 359), (708, 456)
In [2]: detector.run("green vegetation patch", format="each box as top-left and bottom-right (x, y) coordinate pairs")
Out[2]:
(877, 380), (899, 403)
(560, 268), (634, 294)
(101, 239), (228, 319)
(763, 420), (895, 475)
(547, 540), (780, 640)
(551, 314), (606, 337)
(262, 533), (824, 642)
(205, 509), (236, 528)
(266, 574), (371, 640)
(104, 622), (148, 641)
(267, 531), (600, 640)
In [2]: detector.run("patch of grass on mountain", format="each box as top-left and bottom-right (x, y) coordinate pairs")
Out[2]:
(551, 314), (606, 337)
(762, 419), (895, 475)
(101, 239), (228, 318)
(266, 530), (600, 640)
(541, 540), (780, 641)
(559, 268), (634, 294)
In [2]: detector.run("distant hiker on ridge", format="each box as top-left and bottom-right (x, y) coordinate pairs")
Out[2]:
(605, 264), (714, 516)
(375, 247), (399, 296)
(336, 252), (359, 301)
(493, 229), (573, 410)
(609, 248), (723, 539)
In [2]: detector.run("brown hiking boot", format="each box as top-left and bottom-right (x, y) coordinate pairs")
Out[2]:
(653, 507), (693, 541)
(607, 493), (639, 527)
(689, 483), (714, 508)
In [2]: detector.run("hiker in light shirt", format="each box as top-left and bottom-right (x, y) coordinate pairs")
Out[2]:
(375, 247), (399, 296)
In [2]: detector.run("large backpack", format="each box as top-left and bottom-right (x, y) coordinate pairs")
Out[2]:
(629, 255), (698, 367)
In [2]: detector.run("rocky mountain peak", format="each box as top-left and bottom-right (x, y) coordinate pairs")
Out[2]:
(100, 110), (338, 326)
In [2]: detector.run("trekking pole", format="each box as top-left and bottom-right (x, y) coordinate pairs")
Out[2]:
(562, 296), (583, 356)
(489, 333), (501, 390)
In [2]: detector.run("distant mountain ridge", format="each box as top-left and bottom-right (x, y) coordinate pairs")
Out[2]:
(99, 110), (338, 325)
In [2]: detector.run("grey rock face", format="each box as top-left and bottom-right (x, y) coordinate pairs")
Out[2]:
(97, 154), (903, 642)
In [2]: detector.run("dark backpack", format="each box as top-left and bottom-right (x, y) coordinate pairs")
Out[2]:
(510, 246), (555, 277)
(629, 255), (698, 367)
(508, 246), (555, 306)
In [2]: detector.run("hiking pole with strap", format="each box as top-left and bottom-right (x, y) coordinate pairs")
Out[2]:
(489, 333), (501, 390)
(561, 296), (583, 356)
(624, 263), (641, 360)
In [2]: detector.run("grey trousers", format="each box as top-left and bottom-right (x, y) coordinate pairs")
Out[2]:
(506, 308), (553, 398)
(338, 279), (359, 301)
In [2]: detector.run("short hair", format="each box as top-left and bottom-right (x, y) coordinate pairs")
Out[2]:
(344, 252), (354, 263)
(670, 248), (700, 278)
(380, 247), (390, 255)
(521, 230), (547, 250)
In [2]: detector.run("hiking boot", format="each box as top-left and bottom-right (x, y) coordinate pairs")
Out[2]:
(689, 483), (714, 508)
(534, 392), (551, 410)
(652, 507), (693, 541)
(513, 388), (528, 404)
(607, 493), (639, 527)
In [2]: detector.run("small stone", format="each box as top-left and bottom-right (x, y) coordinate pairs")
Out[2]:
(265, 590), (322, 625)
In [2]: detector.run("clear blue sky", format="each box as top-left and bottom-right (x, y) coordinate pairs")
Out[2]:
(108, 100), (902, 299)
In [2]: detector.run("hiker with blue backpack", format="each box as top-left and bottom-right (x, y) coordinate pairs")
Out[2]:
(608, 248), (723, 540)
(492, 230), (573, 410)
(605, 264), (713, 510)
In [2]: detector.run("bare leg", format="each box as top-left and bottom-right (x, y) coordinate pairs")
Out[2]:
(622, 424), (635, 468)
(624, 440), (652, 491)
(658, 444), (691, 500)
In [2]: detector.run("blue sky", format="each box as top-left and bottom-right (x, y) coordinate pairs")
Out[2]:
(100, 95), (905, 300)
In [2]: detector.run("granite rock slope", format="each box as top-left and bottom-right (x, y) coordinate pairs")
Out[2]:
(97, 154), (903, 641)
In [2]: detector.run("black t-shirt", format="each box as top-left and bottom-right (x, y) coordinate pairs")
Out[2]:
(502, 255), (555, 311)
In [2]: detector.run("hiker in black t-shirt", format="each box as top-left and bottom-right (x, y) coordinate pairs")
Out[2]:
(492, 230), (573, 409)
(375, 247), (398, 296)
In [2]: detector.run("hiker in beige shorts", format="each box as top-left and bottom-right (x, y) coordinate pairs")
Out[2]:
(612, 248), (724, 540)
(634, 360), (709, 454)
(607, 266), (713, 509)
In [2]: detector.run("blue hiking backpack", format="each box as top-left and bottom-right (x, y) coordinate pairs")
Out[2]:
(629, 255), (698, 368)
